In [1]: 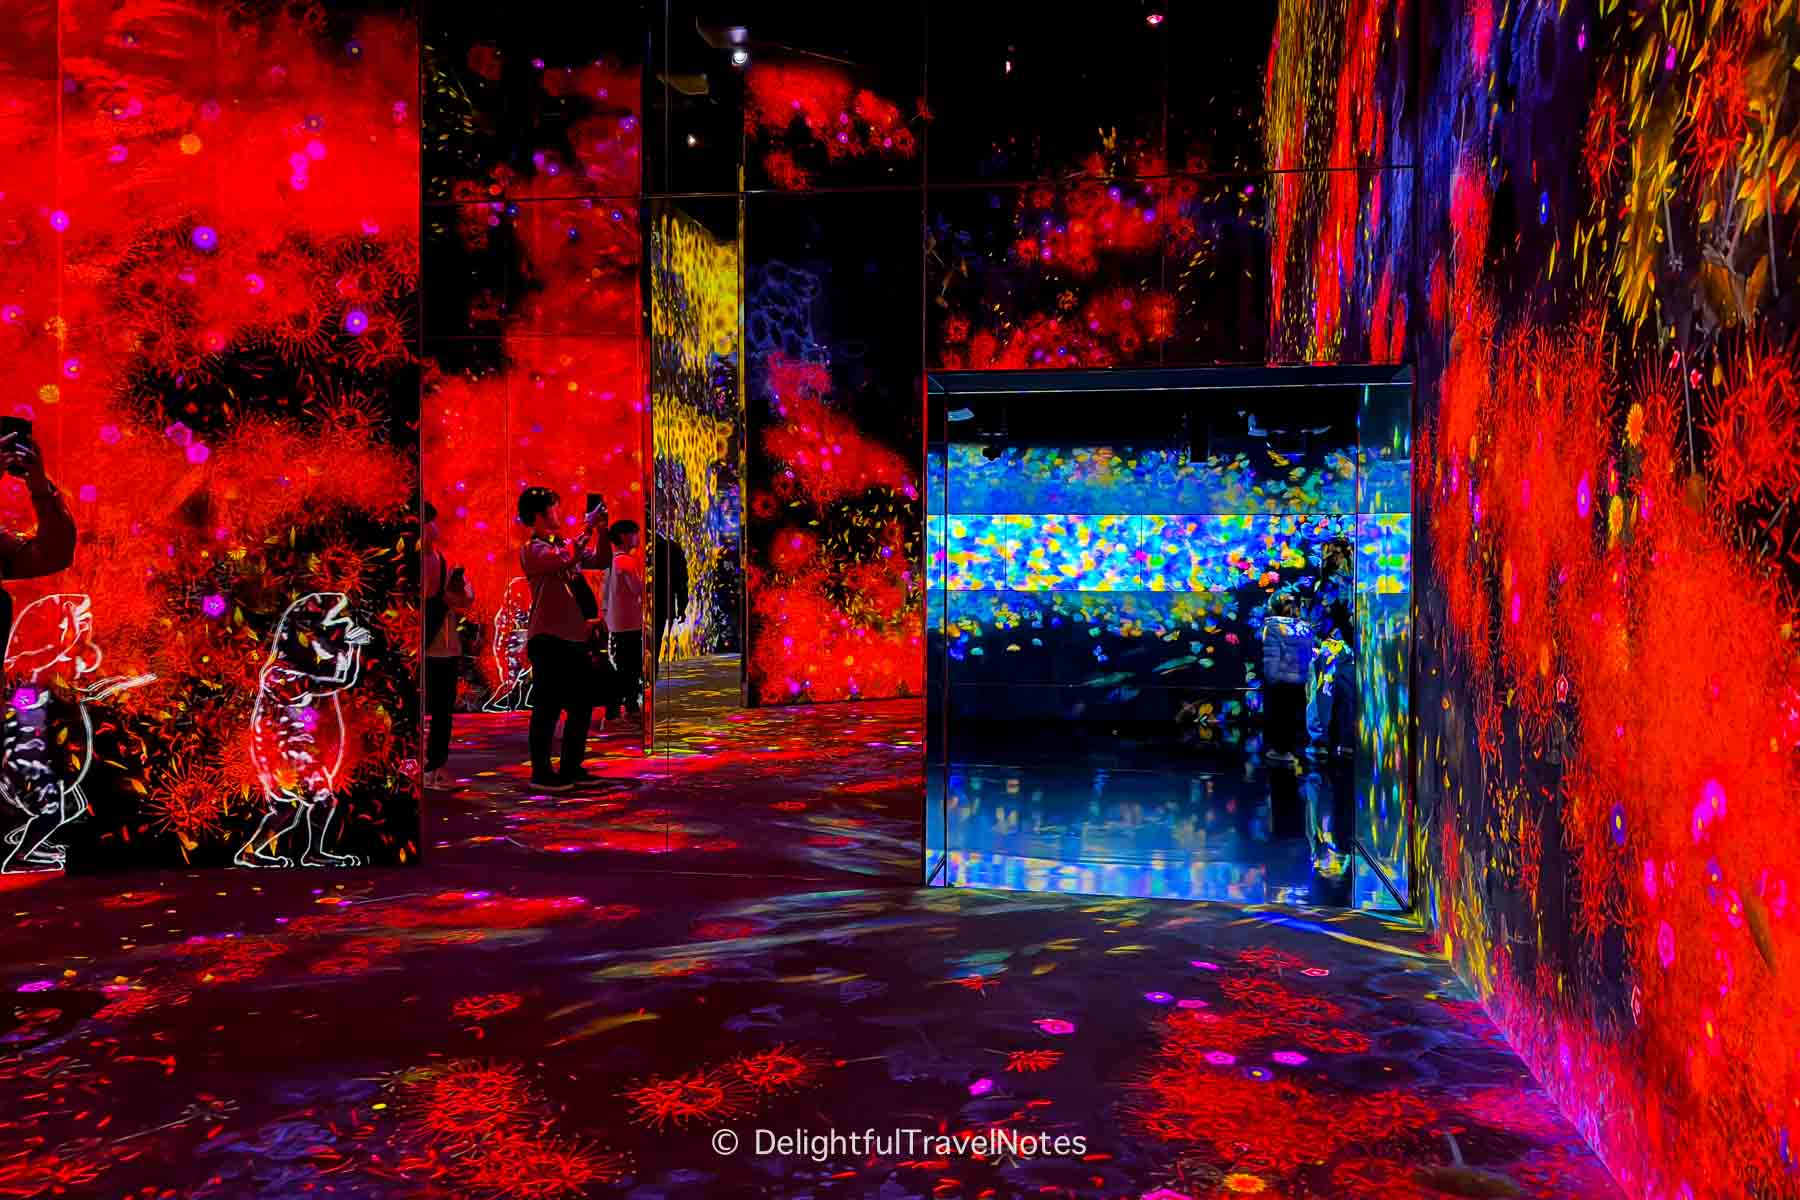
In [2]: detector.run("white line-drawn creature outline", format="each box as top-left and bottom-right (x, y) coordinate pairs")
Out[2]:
(483, 576), (533, 712)
(235, 591), (370, 869)
(2, 593), (155, 873)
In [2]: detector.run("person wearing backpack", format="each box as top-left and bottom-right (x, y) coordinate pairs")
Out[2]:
(1260, 590), (1316, 768)
(422, 502), (475, 790)
(518, 487), (607, 791)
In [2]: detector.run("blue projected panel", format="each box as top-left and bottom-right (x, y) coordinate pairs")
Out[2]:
(928, 374), (1414, 913)
(943, 444), (1359, 514)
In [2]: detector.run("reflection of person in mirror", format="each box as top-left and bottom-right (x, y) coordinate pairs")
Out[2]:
(0, 430), (77, 872)
(604, 520), (645, 721)
(652, 531), (688, 666)
(236, 592), (371, 868)
(421, 502), (474, 791)
(1302, 537), (1356, 759)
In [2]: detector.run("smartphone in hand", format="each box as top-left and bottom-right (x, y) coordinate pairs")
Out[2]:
(0, 416), (31, 477)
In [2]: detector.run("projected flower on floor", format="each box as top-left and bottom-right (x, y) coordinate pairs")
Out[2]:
(403, 1059), (537, 1152)
(1004, 1049), (1063, 1072)
(621, 1066), (750, 1129)
(459, 1133), (627, 1198)
(725, 1044), (823, 1095)
(452, 992), (524, 1022)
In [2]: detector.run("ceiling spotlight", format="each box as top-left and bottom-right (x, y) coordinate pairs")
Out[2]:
(686, 134), (699, 147)
(731, 48), (750, 66)
(1145, 7), (1165, 25)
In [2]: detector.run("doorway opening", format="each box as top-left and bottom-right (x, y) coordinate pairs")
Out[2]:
(926, 365), (1413, 911)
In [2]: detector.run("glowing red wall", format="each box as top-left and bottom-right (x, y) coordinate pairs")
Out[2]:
(0, 1), (421, 869)
(1411, 2), (1800, 1195)
(417, 9), (648, 713)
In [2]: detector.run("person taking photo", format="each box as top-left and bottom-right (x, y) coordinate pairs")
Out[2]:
(518, 487), (606, 790)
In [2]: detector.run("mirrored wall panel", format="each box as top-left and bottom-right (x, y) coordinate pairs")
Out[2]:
(928, 367), (1411, 910)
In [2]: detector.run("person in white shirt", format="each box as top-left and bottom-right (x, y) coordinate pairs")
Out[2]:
(603, 520), (645, 720)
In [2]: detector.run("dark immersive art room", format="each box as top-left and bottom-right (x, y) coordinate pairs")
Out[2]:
(0, 2), (1796, 1198)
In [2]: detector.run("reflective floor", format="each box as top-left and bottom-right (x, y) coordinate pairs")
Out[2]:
(0, 660), (1619, 1197)
(434, 656), (923, 882)
(604, 658), (1396, 910)
(0, 866), (1619, 1198)
(928, 739), (1391, 908)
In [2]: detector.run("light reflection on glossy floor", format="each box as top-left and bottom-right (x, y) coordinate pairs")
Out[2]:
(429, 655), (924, 882)
(438, 657), (1389, 909)
(1, 661), (1621, 1197)
(928, 751), (1391, 908)
(0, 868), (1622, 1198)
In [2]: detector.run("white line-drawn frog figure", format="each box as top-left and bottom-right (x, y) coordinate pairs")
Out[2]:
(235, 592), (370, 869)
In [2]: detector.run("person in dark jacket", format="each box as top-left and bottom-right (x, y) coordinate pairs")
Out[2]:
(1260, 591), (1315, 768)
(652, 531), (688, 666)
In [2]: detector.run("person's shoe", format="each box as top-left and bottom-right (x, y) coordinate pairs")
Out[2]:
(422, 768), (439, 789)
(527, 774), (571, 792)
(560, 768), (602, 789)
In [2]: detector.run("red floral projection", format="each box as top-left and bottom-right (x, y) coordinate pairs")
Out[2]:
(746, 353), (921, 704)
(743, 60), (915, 191)
(1263, 0), (1412, 364)
(420, 47), (646, 704)
(1404, 1), (1800, 1196)
(0, 0), (420, 869)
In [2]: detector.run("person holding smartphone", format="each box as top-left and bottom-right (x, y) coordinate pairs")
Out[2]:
(421, 501), (474, 790)
(0, 422), (76, 655)
(518, 486), (608, 790)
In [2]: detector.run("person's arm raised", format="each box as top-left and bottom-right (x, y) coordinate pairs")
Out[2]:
(0, 439), (75, 580)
